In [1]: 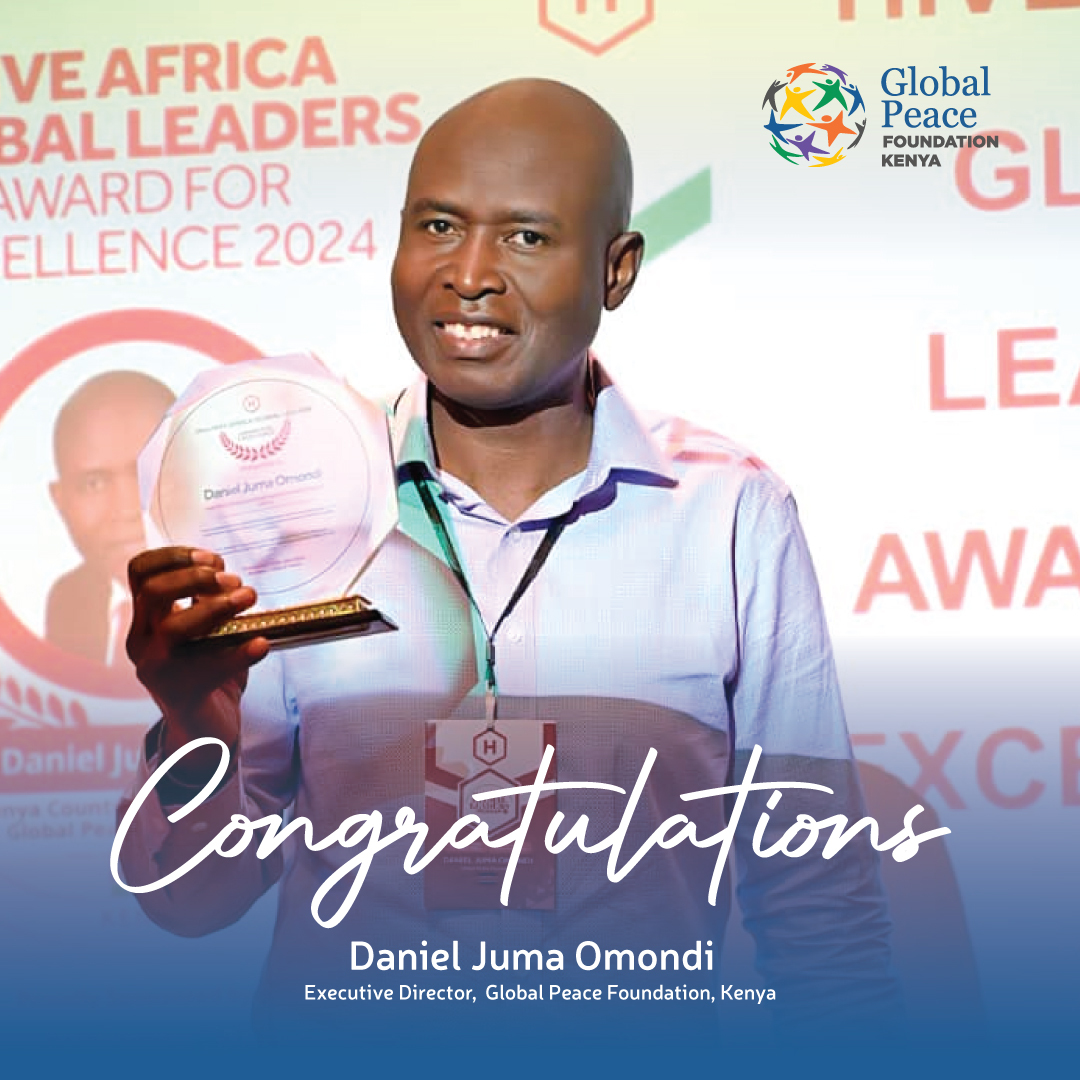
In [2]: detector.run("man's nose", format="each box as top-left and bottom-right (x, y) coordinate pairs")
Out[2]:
(111, 467), (143, 522)
(445, 230), (505, 300)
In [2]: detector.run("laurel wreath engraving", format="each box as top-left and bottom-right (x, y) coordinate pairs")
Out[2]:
(3, 674), (88, 731)
(218, 418), (291, 462)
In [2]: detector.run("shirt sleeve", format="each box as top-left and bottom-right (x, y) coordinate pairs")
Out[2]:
(727, 471), (903, 1030)
(114, 650), (300, 937)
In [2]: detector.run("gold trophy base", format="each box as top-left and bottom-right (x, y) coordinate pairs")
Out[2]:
(188, 595), (397, 652)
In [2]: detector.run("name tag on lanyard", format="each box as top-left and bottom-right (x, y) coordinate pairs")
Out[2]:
(425, 713), (557, 910)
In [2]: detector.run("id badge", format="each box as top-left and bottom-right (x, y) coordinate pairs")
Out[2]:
(424, 717), (557, 910)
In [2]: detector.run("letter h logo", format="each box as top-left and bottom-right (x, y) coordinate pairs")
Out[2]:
(473, 729), (508, 766)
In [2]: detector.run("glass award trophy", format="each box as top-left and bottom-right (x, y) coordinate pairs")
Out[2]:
(138, 353), (397, 650)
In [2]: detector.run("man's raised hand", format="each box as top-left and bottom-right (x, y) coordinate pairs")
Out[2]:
(126, 546), (269, 772)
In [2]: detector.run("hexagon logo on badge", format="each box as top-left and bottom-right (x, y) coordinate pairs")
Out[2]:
(473, 728), (508, 766)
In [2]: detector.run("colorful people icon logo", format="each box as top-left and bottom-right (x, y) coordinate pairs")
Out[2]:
(763, 62), (866, 167)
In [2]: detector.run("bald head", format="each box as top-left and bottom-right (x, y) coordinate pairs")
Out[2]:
(53, 371), (175, 475)
(409, 79), (634, 237)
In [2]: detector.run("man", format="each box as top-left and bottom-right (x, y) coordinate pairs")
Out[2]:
(47, 370), (175, 666)
(119, 80), (897, 1040)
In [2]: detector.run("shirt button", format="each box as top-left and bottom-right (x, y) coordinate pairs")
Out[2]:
(506, 626), (523, 644)
(506, 527), (522, 544)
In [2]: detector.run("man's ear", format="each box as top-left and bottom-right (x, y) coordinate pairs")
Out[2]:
(50, 478), (77, 537)
(604, 231), (644, 311)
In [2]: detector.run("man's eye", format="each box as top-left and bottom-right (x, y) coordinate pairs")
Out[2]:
(422, 219), (454, 236)
(78, 473), (109, 495)
(509, 229), (546, 248)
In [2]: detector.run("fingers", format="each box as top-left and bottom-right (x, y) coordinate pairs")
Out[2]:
(128, 546), (221, 593)
(124, 545), (270, 733)
(126, 544), (260, 659)
(161, 583), (258, 644)
(132, 565), (250, 632)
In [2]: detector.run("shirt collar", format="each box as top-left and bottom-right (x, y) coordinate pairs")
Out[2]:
(390, 361), (678, 500)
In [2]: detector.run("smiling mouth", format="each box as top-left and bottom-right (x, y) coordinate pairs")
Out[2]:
(431, 321), (517, 360)
(435, 320), (514, 345)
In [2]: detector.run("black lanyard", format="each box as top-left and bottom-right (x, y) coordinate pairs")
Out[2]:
(406, 462), (570, 726)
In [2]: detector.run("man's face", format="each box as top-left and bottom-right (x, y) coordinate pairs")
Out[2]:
(391, 118), (614, 414)
(50, 395), (162, 583)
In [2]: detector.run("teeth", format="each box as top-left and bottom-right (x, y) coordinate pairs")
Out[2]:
(443, 322), (504, 341)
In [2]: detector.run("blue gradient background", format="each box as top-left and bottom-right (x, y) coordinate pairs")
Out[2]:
(5, 643), (1078, 1077)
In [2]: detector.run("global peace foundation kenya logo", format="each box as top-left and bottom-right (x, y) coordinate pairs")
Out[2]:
(762, 62), (867, 167)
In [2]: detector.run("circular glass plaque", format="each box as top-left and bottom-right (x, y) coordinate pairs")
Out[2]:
(153, 375), (374, 605)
